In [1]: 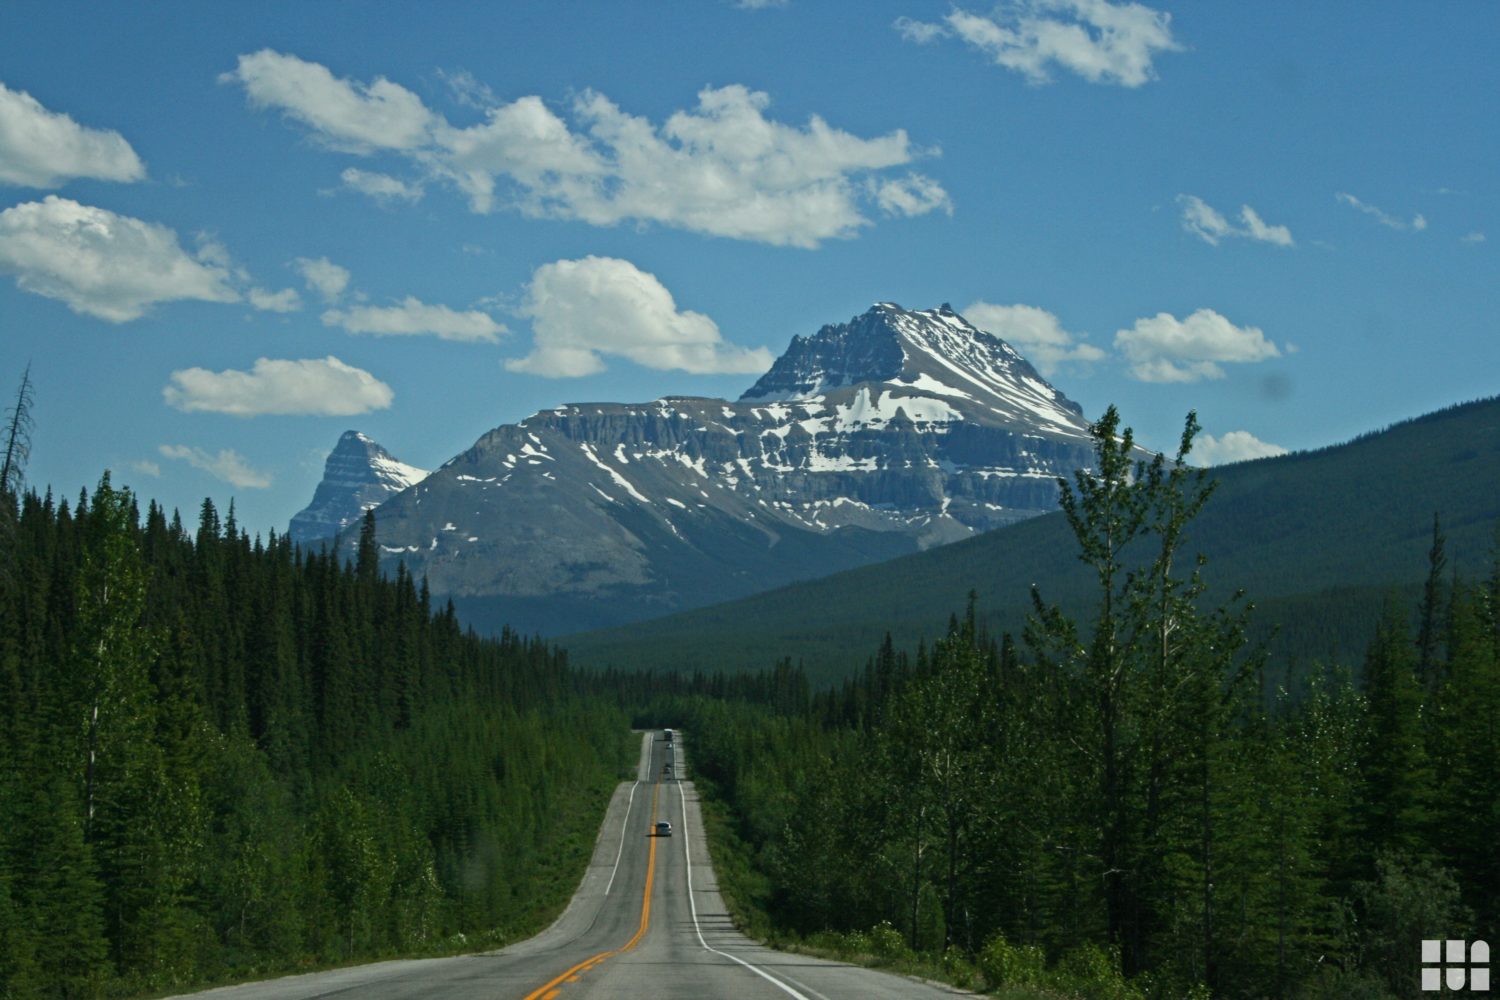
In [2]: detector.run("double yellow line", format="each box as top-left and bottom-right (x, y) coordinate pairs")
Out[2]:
(521, 780), (662, 1000)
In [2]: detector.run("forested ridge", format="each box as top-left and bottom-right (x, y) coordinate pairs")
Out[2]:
(0, 464), (634, 996)
(566, 393), (1500, 683)
(645, 410), (1500, 999)
(3, 366), (1498, 1000)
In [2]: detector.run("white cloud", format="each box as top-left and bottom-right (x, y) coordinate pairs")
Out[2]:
(225, 52), (947, 247)
(0, 196), (239, 321)
(293, 256), (351, 302)
(874, 174), (954, 217)
(1335, 192), (1426, 232)
(1461, 231), (1486, 244)
(509, 256), (774, 377)
(1179, 194), (1294, 247)
(220, 49), (437, 153)
(248, 286), (302, 312)
(962, 301), (1105, 376)
(0, 82), (146, 187)
(894, 16), (951, 43)
(322, 297), (505, 342)
(1239, 205), (1294, 246)
(129, 459), (161, 478)
(897, 1), (1180, 88)
(163, 356), (395, 417)
(158, 445), (272, 489)
(1114, 308), (1280, 383)
(736, 0), (789, 8)
(1192, 430), (1288, 466)
(438, 68), (497, 111)
(339, 167), (423, 204)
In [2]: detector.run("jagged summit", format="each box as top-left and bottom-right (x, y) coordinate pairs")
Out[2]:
(348, 299), (1106, 636)
(740, 302), (1088, 438)
(288, 431), (427, 547)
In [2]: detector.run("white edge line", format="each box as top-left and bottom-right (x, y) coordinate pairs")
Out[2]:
(679, 776), (818, 1000)
(603, 779), (639, 897)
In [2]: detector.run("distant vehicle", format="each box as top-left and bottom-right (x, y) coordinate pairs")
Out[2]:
(655, 821), (672, 837)
(663, 728), (674, 742)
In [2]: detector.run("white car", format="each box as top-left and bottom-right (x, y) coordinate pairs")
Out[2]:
(655, 821), (672, 837)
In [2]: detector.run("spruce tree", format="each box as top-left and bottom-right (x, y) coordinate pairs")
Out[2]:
(1356, 604), (1430, 866)
(1415, 512), (1448, 690)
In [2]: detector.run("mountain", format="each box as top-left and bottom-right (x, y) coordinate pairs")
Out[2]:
(288, 431), (428, 548)
(360, 303), (1101, 636)
(563, 395), (1500, 686)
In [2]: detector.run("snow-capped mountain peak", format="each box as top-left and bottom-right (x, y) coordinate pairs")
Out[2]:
(740, 302), (1089, 439)
(287, 431), (427, 547)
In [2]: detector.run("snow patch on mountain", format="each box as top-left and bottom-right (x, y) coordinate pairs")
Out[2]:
(288, 431), (428, 547)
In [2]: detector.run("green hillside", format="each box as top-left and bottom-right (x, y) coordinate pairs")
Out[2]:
(564, 395), (1500, 684)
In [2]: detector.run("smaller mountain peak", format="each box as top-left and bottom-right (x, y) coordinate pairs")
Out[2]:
(288, 433), (428, 547)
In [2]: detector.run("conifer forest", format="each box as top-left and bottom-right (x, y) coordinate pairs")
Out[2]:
(2, 382), (1497, 999)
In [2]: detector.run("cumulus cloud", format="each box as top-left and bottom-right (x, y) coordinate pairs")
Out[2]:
(0, 196), (239, 321)
(0, 82), (146, 187)
(1335, 192), (1426, 232)
(339, 167), (423, 204)
(321, 297), (505, 342)
(163, 356), (395, 417)
(896, 0), (1180, 87)
(293, 256), (351, 302)
(508, 256), (774, 377)
(248, 286), (302, 312)
(224, 52), (947, 247)
(220, 49), (437, 152)
(1191, 430), (1288, 466)
(1178, 194), (1293, 247)
(158, 445), (272, 489)
(1114, 308), (1280, 382)
(962, 301), (1105, 376)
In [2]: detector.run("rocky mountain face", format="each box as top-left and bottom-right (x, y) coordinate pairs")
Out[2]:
(348, 303), (1099, 637)
(287, 431), (427, 548)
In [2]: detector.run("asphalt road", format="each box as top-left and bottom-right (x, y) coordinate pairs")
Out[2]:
(167, 732), (970, 1000)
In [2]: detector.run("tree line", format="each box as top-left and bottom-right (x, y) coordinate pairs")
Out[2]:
(0, 429), (634, 998)
(663, 408), (1498, 999)
(4, 361), (1496, 999)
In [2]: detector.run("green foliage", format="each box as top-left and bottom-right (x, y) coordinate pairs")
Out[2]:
(1352, 852), (1472, 995)
(978, 933), (1049, 991)
(0, 476), (633, 997)
(652, 406), (1500, 1000)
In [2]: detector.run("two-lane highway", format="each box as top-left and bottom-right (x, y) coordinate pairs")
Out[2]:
(168, 732), (971, 999)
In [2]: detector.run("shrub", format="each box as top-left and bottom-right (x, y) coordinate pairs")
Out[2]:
(869, 920), (911, 962)
(1054, 941), (1142, 1000)
(978, 932), (1048, 990)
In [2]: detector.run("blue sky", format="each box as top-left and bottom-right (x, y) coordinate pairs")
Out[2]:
(1, 1), (1495, 537)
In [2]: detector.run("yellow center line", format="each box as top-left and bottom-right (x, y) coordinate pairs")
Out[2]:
(520, 780), (661, 1000)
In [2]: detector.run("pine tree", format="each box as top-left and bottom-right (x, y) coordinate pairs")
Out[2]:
(1415, 513), (1447, 690)
(1356, 604), (1430, 866)
(0, 364), (34, 501)
(356, 509), (379, 587)
(0, 365), (35, 598)
(1047, 404), (1152, 970)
